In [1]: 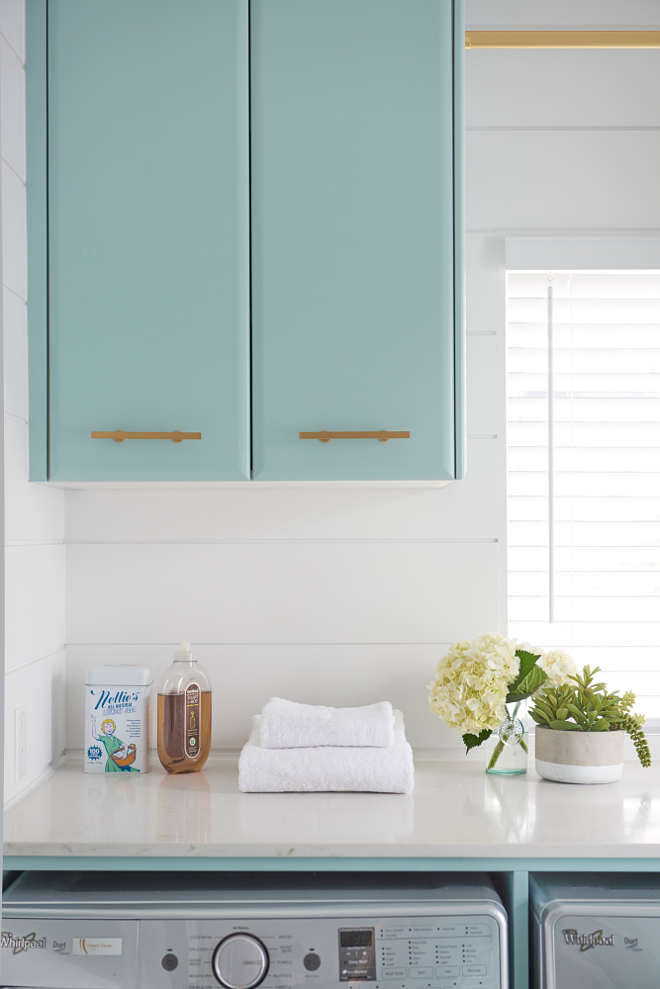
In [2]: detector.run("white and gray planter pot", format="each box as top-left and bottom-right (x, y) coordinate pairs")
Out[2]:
(535, 725), (624, 784)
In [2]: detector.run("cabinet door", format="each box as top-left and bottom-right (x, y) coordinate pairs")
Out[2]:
(251, 0), (459, 481)
(44, 0), (249, 480)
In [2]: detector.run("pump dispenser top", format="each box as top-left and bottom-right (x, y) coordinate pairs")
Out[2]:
(175, 642), (195, 661)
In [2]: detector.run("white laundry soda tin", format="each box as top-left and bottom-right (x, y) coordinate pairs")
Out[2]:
(85, 666), (153, 773)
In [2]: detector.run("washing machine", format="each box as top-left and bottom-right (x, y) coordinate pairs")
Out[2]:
(531, 872), (660, 989)
(1, 871), (508, 989)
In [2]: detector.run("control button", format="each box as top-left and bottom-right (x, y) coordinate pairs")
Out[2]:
(382, 970), (407, 979)
(212, 934), (269, 989)
(161, 953), (179, 972)
(409, 968), (433, 979)
(436, 967), (459, 978)
(462, 965), (487, 977)
(304, 953), (321, 972)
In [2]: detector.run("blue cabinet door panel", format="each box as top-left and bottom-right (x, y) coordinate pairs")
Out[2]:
(251, 0), (457, 481)
(47, 0), (250, 480)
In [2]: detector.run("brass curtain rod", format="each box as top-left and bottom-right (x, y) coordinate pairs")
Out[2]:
(466, 31), (660, 50)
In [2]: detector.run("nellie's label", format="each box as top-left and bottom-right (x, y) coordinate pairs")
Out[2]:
(85, 685), (150, 774)
(185, 682), (201, 759)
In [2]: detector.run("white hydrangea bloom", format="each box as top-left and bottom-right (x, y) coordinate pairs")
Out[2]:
(536, 649), (577, 687)
(427, 632), (519, 736)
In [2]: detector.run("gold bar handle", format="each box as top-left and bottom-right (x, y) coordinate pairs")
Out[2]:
(299, 430), (410, 443)
(465, 30), (660, 49)
(91, 430), (202, 443)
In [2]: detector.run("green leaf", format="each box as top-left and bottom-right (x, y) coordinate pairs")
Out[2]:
(508, 662), (546, 702)
(549, 720), (582, 731)
(507, 650), (542, 702)
(462, 729), (492, 753)
(592, 719), (610, 731)
(534, 696), (555, 713)
(516, 648), (541, 670)
(555, 707), (569, 721)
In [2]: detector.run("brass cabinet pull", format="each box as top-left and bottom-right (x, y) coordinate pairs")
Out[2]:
(91, 430), (202, 443)
(299, 430), (410, 443)
(465, 30), (660, 49)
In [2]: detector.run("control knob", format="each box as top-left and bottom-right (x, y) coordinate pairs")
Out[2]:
(212, 934), (270, 989)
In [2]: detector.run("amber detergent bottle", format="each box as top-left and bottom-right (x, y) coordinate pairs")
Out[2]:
(157, 643), (212, 773)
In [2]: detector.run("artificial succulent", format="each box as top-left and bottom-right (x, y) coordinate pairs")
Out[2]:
(530, 665), (651, 768)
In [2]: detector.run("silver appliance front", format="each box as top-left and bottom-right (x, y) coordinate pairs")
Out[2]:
(530, 873), (660, 989)
(1, 872), (508, 989)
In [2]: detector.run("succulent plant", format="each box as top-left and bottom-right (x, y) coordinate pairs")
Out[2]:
(530, 665), (651, 768)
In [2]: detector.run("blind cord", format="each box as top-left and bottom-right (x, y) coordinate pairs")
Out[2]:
(548, 282), (555, 623)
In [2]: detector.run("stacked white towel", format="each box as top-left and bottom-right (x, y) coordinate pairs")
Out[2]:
(238, 700), (414, 794)
(259, 697), (396, 749)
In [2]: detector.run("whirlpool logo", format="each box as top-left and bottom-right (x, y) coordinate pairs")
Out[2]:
(1, 932), (47, 954)
(562, 929), (615, 951)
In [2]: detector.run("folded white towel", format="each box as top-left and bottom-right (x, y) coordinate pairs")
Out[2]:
(259, 697), (396, 749)
(238, 710), (414, 793)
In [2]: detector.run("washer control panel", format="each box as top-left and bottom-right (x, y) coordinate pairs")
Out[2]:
(144, 914), (504, 989)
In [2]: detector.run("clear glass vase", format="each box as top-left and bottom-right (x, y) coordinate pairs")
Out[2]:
(484, 702), (528, 775)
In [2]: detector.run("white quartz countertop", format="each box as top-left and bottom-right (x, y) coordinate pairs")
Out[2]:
(4, 754), (660, 861)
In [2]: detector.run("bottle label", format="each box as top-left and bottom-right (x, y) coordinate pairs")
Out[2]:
(185, 682), (201, 759)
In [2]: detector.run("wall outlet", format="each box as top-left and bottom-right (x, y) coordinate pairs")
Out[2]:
(14, 705), (27, 783)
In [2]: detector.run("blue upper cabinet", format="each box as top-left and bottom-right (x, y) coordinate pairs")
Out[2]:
(251, 0), (464, 482)
(30, 0), (250, 481)
(28, 0), (463, 483)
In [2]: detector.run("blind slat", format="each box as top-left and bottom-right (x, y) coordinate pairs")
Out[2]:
(509, 422), (660, 446)
(509, 572), (660, 596)
(510, 546), (660, 570)
(509, 449), (660, 472)
(509, 519), (660, 545)
(509, 474), (660, 496)
(509, 297), (660, 322)
(510, 598), (660, 623)
(509, 397), (660, 421)
(507, 620), (660, 647)
(509, 271), (660, 298)
(509, 327), (660, 348)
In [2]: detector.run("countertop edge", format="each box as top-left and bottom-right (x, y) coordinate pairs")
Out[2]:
(6, 844), (660, 860)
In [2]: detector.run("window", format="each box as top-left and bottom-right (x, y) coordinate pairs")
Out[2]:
(507, 270), (660, 716)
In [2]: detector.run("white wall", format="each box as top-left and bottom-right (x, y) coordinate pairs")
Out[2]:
(5, 0), (660, 781)
(63, 466), (506, 752)
(2, 0), (65, 806)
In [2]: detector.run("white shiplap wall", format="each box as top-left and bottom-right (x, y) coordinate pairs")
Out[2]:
(1, 0), (65, 806)
(5, 0), (660, 788)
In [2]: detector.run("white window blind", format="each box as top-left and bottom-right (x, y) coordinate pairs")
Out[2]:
(507, 270), (660, 717)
